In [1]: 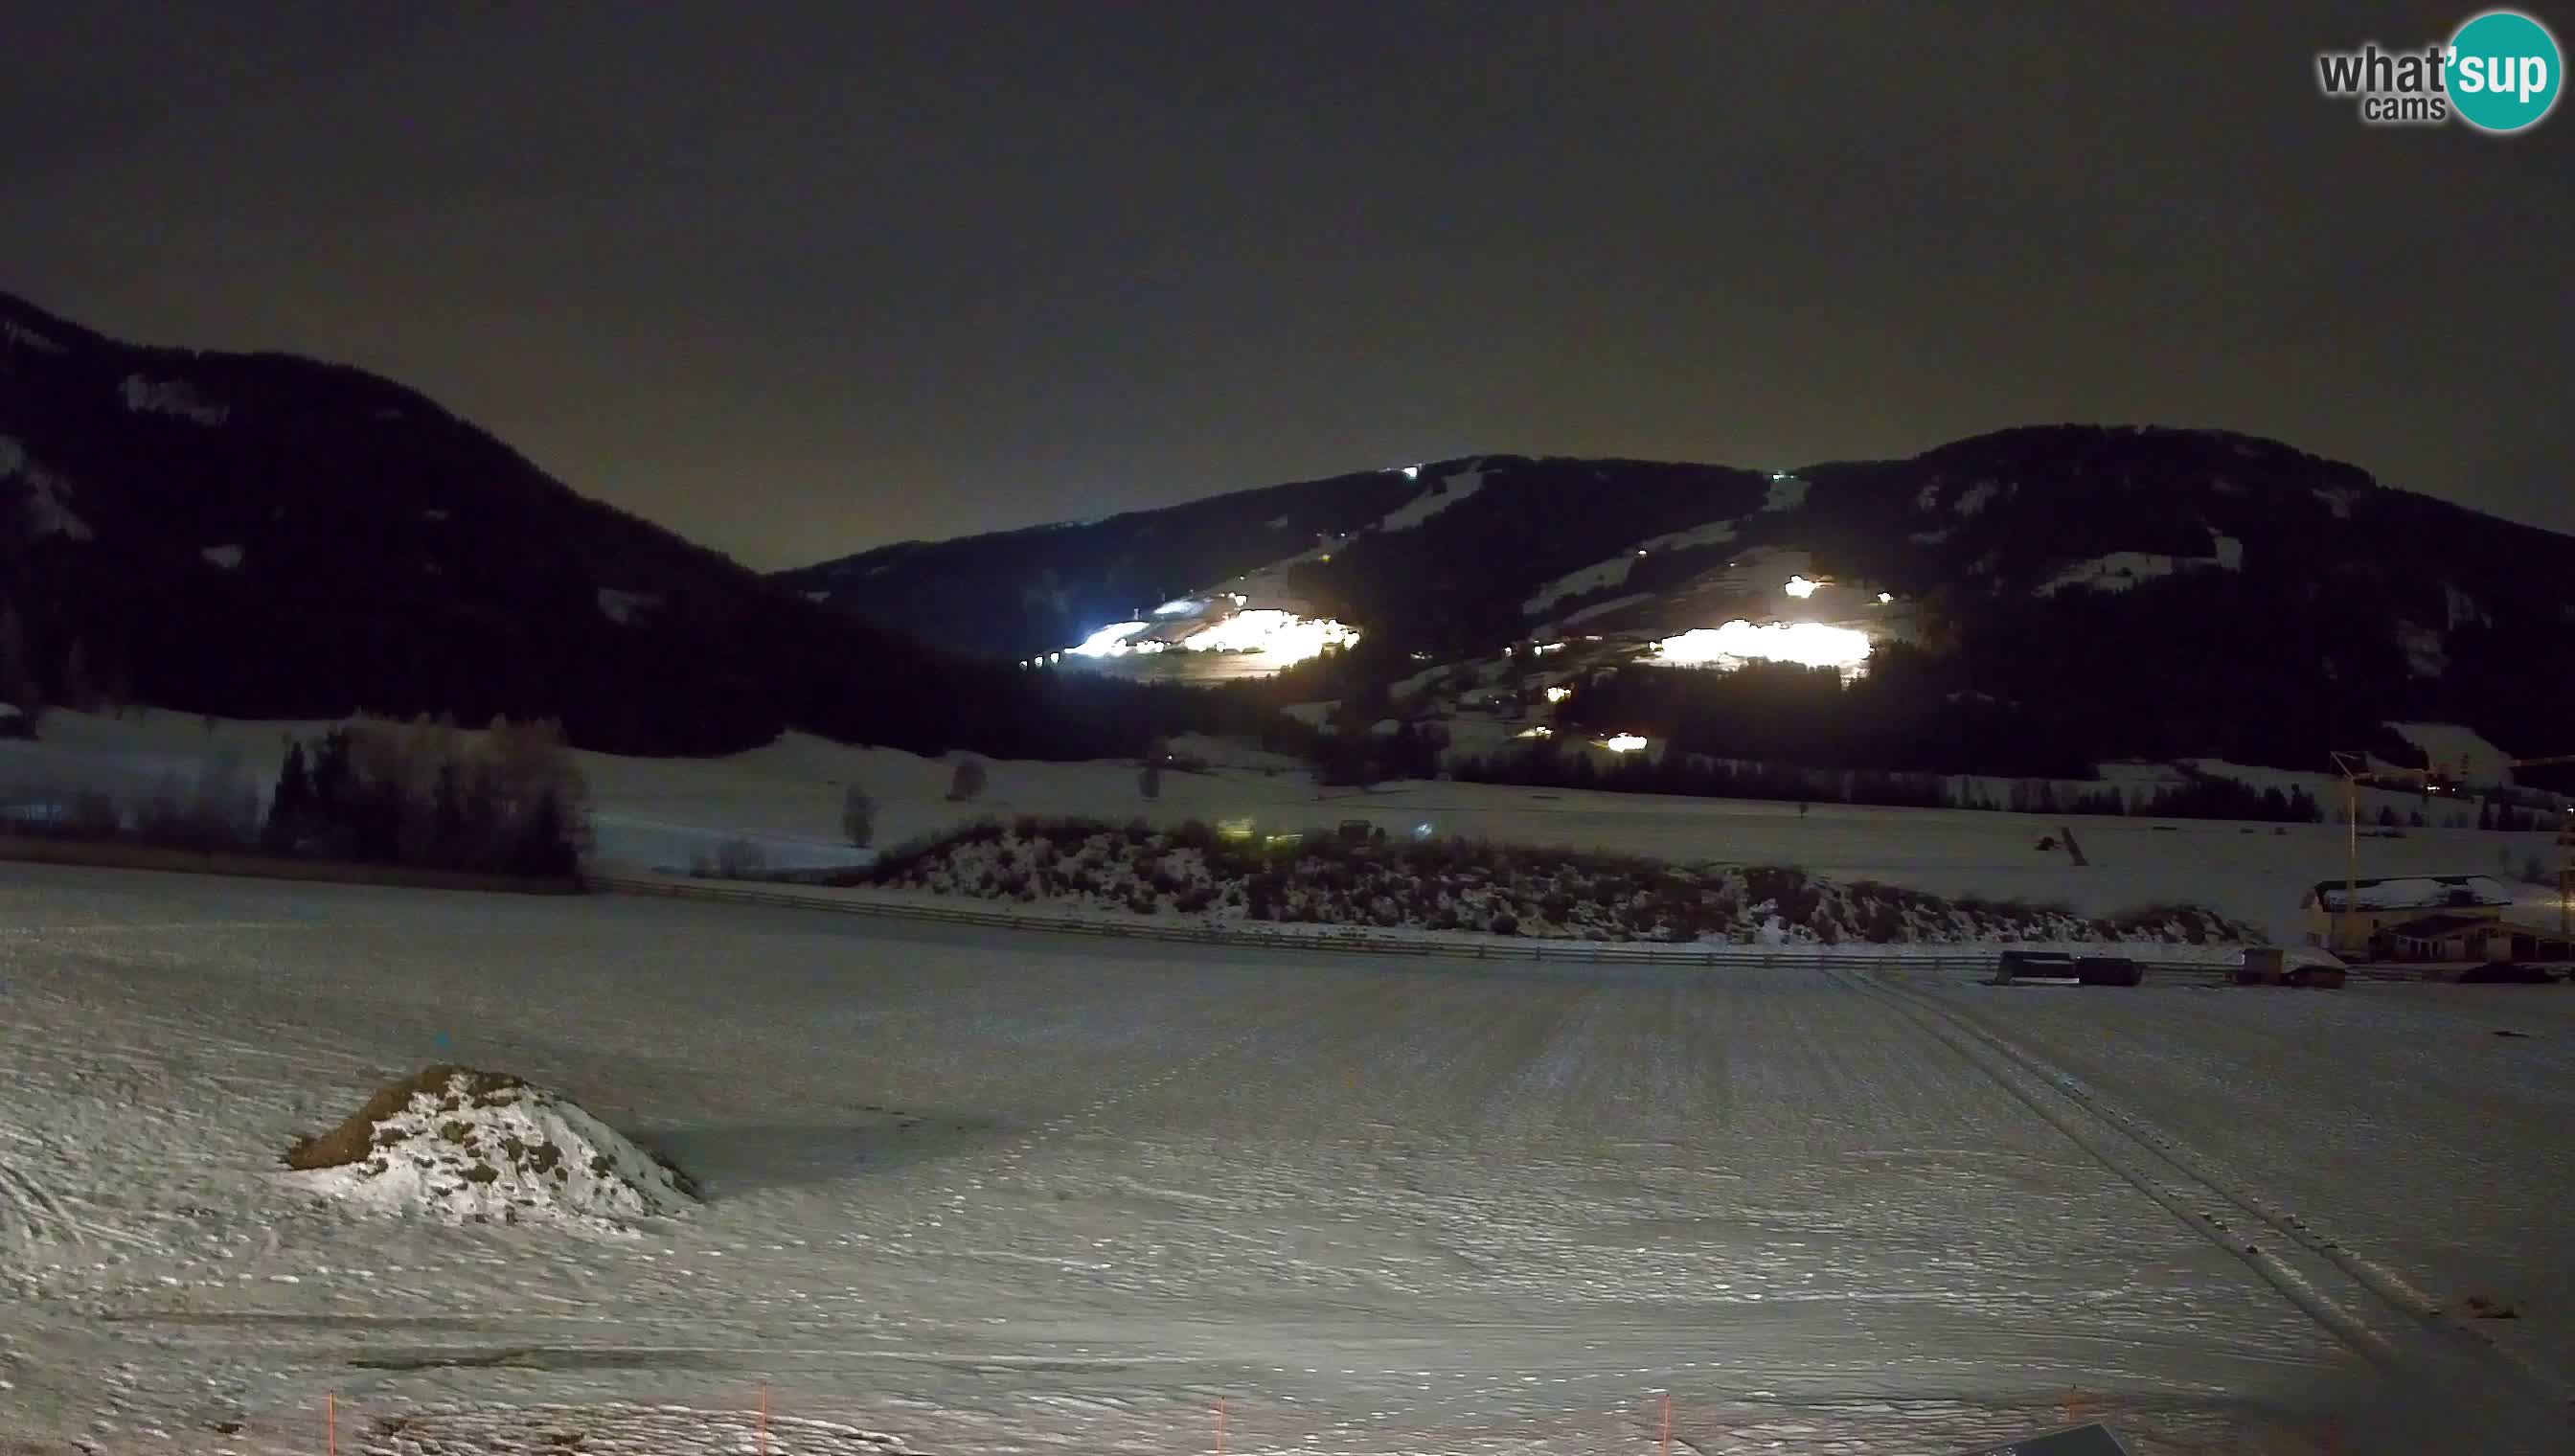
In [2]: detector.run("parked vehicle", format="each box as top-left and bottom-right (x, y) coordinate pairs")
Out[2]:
(2459, 961), (2558, 985)
(2074, 955), (2144, 988)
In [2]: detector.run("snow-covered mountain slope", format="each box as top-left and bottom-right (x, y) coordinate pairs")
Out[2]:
(783, 428), (2575, 777)
(0, 289), (1182, 762)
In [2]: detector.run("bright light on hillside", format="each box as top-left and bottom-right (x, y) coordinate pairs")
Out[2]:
(1535, 641), (1565, 655)
(1070, 622), (1151, 656)
(1878, 591), (1894, 604)
(1151, 598), (1202, 617)
(1785, 575), (1819, 598)
(1599, 734), (1649, 753)
(1066, 609), (1358, 665)
(1400, 465), (1421, 480)
(1185, 608), (1360, 660)
(1544, 686), (1572, 703)
(1652, 621), (1873, 672)
(1515, 725), (1553, 739)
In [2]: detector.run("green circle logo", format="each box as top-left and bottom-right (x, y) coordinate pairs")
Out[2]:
(2448, 10), (2563, 132)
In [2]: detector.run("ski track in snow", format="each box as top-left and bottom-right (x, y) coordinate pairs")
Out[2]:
(1845, 968), (2572, 1451)
(0, 1140), (86, 1257)
(0, 861), (2566, 1455)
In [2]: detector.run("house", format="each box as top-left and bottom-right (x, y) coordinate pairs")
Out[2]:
(2377, 912), (2511, 964)
(2497, 921), (2575, 963)
(2300, 875), (2512, 955)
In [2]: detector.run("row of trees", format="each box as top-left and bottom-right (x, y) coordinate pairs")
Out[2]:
(0, 603), (129, 723)
(2471, 798), (2556, 832)
(1443, 735), (2481, 827)
(1450, 745), (2336, 822)
(261, 715), (590, 877)
(0, 713), (589, 877)
(1455, 739), (2573, 830)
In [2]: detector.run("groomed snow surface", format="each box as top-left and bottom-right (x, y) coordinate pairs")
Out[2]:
(1377, 468), (1485, 533)
(5, 864), (2571, 1455)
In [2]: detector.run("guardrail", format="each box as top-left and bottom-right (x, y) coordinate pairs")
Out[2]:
(588, 871), (2281, 977)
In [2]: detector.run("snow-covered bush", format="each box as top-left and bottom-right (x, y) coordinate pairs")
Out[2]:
(872, 816), (2258, 945)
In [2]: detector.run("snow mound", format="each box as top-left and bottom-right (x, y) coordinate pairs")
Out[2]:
(288, 1066), (695, 1231)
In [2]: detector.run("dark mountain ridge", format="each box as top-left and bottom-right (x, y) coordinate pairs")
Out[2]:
(10, 285), (2565, 782)
(0, 289), (1190, 760)
(786, 426), (2575, 777)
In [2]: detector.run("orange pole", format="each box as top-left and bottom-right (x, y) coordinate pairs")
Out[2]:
(328, 1393), (336, 1456)
(759, 1382), (771, 1456)
(1658, 1392), (1673, 1456)
(1216, 1396), (1228, 1456)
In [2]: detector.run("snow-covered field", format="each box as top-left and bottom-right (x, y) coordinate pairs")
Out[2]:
(5, 711), (2564, 944)
(4, 862), (2570, 1454)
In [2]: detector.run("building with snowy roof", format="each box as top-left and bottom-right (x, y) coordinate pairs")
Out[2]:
(2376, 913), (2512, 965)
(2300, 874), (2512, 955)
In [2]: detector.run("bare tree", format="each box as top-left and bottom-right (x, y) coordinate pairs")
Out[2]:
(713, 835), (768, 878)
(0, 603), (22, 703)
(189, 744), (260, 847)
(841, 782), (877, 847)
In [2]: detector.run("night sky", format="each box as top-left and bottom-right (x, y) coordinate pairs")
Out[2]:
(4, 2), (2566, 568)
